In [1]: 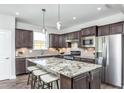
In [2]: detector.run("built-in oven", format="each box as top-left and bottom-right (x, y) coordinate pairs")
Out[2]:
(81, 36), (95, 47)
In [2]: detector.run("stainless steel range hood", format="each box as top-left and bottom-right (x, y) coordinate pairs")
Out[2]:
(66, 39), (79, 43)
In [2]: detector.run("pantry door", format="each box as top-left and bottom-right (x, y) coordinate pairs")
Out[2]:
(0, 30), (11, 80)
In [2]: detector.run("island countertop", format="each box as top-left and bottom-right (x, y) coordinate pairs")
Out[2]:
(27, 57), (102, 78)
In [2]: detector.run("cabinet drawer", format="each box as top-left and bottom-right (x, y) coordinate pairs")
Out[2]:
(80, 58), (95, 64)
(74, 57), (81, 61)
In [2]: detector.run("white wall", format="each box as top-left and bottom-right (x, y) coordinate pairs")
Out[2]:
(61, 13), (124, 34)
(16, 22), (59, 34)
(0, 14), (15, 79)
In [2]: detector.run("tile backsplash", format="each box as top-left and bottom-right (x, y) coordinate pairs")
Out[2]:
(16, 44), (95, 58)
(16, 48), (59, 57)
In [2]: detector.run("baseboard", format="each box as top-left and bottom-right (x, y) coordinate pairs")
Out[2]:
(9, 75), (16, 79)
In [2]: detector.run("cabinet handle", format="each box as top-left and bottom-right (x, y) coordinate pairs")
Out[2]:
(5, 57), (9, 59)
(87, 73), (90, 82)
(91, 73), (93, 80)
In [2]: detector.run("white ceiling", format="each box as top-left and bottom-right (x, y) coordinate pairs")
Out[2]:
(0, 4), (123, 30)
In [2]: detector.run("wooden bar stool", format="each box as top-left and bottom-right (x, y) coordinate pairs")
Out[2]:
(40, 73), (59, 89)
(32, 69), (48, 89)
(27, 66), (39, 85)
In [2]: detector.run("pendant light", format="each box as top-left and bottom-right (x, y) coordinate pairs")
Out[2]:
(56, 4), (62, 30)
(42, 9), (47, 34)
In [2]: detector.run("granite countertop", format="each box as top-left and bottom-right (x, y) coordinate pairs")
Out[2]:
(27, 57), (102, 78)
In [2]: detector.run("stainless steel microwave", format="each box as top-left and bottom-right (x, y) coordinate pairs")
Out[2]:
(81, 36), (95, 47)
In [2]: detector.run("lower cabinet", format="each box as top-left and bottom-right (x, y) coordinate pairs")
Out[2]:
(73, 73), (90, 89)
(90, 68), (101, 89)
(16, 58), (26, 75)
(60, 68), (101, 89)
(16, 58), (36, 75)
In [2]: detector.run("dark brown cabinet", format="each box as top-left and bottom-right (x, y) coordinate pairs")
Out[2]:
(16, 58), (26, 75)
(74, 57), (95, 64)
(81, 26), (97, 36)
(98, 25), (110, 36)
(60, 68), (101, 89)
(110, 22), (123, 34)
(49, 34), (59, 48)
(16, 29), (33, 49)
(73, 73), (90, 89)
(61, 34), (67, 48)
(58, 34), (67, 48)
(80, 58), (95, 64)
(49, 31), (80, 48)
(90, 68), (101, 89)
(66, 31), (80, 40)
(49, 34), (67, 48)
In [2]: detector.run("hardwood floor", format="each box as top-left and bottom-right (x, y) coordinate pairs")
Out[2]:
(0, 74), (119, 89)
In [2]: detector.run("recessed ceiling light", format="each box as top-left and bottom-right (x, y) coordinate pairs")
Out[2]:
(15, 12), (20, 16)
(97, 7), (102, 11)
(73, 17), (76, 20)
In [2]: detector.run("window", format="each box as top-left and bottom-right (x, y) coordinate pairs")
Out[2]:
(33, 32), (48, 50)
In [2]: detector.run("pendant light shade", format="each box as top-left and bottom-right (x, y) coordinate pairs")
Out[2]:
(56, 4), (62, 30)
(42, 9), (47, 34)
(56, 21), (61, 30)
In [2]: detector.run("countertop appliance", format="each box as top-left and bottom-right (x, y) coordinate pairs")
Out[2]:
(81, 36), (95, 47)
(96, 34), (123, 88)
(63, 51), (81, 60)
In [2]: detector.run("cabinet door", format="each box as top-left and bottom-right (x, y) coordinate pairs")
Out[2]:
(54, 35), (59, 48)
(110, 22), (123, 34)
(49, 34), (59, 48)
(58, 35), (63, 48)
(16, 58), (26, 75)
(90, 68), (101, 89)
(81, 26), (97, 36)
(16, 30), (23, 48)
(16, 29), (33, 49)
(22, 30), (33, 48)
(98, 25), (110, 36)
(73, 73), (90, 89)
(49, 34), (53, 48)
(73, 31), (80, 39)
(62, 34), (67, 48)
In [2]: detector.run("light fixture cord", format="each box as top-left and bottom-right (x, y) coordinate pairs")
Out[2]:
(42, 9), (45, 28)
(58, 4), (60, 21)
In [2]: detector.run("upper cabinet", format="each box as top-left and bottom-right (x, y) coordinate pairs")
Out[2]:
(98, 25), (110, 36)
(66, 31), (80, 40)
(49, 31), (80, 48)
(59, 34), (67, 48)
(110, 22), (123, 35)
(98, 22), (124, 36)
(81, 26), (97, 36)
(16, 29), (33, 49)
(49, 34), (59, 48)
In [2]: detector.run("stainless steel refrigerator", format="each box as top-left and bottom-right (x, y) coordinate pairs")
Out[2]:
(96, 34), (123, 88)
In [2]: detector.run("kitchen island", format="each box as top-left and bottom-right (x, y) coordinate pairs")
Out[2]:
(27, 57), (102, 89)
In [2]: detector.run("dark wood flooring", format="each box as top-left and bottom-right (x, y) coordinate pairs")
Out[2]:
(0, 74), (119, 89)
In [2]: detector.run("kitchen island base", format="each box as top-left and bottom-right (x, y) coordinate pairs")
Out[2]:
(60, 68), (101, 89)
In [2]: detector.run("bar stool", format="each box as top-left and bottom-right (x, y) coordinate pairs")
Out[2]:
(40, 73), (59, 89)
(32, 69), (48, 89)
(27, 66), (39, 85)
